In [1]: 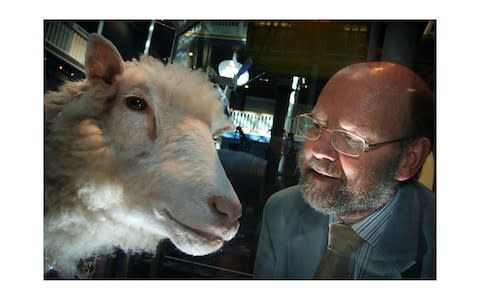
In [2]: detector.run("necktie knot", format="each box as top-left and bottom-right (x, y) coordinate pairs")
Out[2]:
(328, 223), (365, 257)
(314, 223), (366, 278)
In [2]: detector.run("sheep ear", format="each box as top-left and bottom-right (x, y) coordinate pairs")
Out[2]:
(85, 34), (125, 84)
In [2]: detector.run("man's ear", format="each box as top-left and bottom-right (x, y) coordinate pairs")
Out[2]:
(395, 137), (431, 181)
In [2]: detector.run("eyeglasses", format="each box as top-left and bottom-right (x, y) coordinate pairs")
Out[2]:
(295, 113), (413, 157)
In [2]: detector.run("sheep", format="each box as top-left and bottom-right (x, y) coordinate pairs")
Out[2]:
(44, 34), (242, 276)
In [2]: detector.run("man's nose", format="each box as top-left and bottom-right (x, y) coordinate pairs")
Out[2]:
(309, 131), (337, 161)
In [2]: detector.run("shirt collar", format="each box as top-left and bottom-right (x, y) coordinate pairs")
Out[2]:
(328, 194), (400, 247)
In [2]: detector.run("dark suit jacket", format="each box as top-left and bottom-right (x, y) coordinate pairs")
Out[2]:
(253, 181), (435, 279)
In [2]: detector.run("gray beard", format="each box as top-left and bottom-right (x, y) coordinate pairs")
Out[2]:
(298, 150), (402, 217)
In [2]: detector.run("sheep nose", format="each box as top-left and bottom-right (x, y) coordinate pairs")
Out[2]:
(208, 195), (242, 225)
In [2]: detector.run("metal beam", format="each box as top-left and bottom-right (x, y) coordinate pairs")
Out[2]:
(169, 20), (201, 61)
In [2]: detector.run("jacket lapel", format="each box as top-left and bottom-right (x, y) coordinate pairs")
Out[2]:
(363, 187), (422, 278)
(287, 205), (329, 278)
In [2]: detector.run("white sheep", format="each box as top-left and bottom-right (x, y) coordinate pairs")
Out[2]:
(44, 34), (242, 275)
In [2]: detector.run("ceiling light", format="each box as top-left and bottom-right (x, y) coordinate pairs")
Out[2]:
(218, 52), (249, 86)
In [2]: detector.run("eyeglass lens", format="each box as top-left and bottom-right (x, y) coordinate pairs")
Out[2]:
(331, 132), (363, 156)
(297, 115), (364, 156)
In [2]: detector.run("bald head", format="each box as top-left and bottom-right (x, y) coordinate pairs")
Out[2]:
(315, 61), (434, 149)
(329, 62), (432, 103)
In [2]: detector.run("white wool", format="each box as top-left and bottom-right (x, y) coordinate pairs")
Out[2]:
(77, 182), (123, 211)
(45, 35), (241, 275)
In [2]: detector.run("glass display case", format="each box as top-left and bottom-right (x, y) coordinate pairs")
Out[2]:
(44, 19), (435, 279)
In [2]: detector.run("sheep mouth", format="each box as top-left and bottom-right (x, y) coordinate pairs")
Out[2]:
(153, 208), (224, 243)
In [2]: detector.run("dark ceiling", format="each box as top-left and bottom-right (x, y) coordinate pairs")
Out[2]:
(45, 20), (435, 113)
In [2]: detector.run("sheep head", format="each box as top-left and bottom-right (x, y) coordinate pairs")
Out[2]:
(44, 34), (242, 274)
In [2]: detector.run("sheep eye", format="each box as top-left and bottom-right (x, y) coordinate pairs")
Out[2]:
(126, 96), (147, 111)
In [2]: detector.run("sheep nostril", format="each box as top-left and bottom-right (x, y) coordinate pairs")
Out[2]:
(208, 195), (242, 224)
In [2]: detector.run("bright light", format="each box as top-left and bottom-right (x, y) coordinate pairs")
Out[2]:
(218, 60), (240, 78)
(218, 59), (249, 86)
(291, 76), (299, 90)
(289, 91), (296, 105)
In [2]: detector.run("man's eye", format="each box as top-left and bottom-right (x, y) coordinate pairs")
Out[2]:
(126, 96), (147, 111)
(342, 133), (360, 145)
(312, 122), (325, 131)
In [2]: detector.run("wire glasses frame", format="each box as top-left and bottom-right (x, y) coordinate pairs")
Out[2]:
(295, 113), (414, 157)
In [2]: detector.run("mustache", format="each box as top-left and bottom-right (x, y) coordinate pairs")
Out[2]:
(298, 151), (343, 179)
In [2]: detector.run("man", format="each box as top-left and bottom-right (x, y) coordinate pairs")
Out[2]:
(253, 61), (435, 279)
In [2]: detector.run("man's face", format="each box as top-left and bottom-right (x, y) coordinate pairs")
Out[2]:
(298, 69), (410, 218)
(298, 145), (402, 217)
